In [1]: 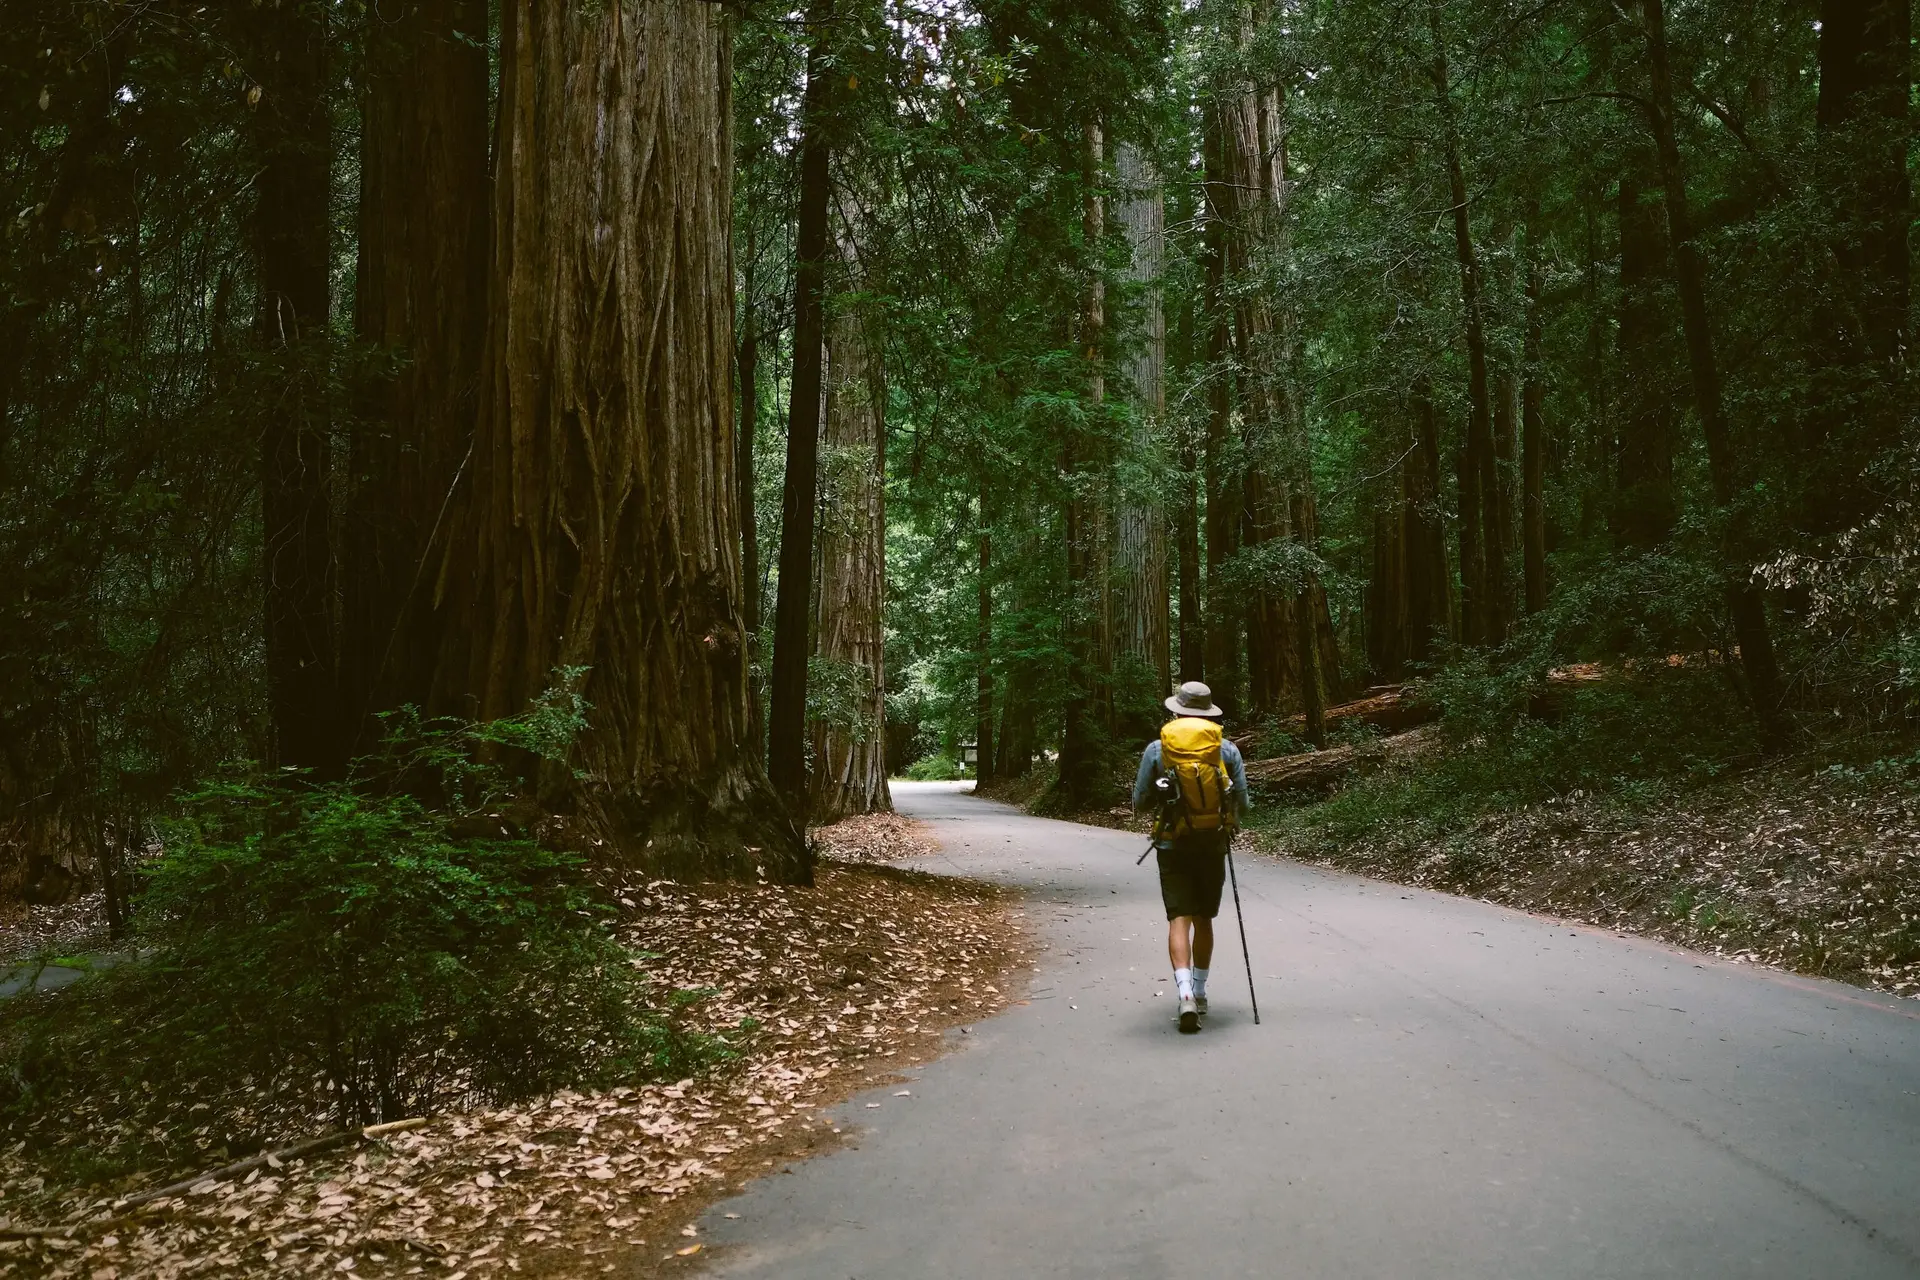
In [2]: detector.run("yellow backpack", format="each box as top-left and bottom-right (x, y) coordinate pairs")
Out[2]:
(1155, 717), (1234, 838)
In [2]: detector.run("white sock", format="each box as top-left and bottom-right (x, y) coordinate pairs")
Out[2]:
(1192, 968), (1209, 997)
(1174, 967), (1194, 999)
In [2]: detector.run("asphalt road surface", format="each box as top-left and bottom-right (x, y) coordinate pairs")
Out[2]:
(701, 781), (1920, 1279)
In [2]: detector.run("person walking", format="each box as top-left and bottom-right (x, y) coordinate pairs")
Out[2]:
(1133, 681), (1249, 1034)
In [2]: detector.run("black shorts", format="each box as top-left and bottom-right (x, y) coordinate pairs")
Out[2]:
(1156, 836), (1227, 921)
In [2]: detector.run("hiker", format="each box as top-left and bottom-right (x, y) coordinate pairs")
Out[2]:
(1133, 681), (1249, 1034)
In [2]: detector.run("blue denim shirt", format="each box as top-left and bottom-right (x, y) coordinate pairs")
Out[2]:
(1133, 734), (1250, 850)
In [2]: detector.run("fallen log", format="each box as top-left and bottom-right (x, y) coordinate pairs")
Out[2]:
(1243, 725), (1440, 793)
(1278, 685), (1437, 740)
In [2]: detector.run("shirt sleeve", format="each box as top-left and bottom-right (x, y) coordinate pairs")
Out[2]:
(1132, 740), (1162, 811)
(1223, 740), (1251, 814)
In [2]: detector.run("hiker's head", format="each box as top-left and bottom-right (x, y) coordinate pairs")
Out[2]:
(1164, 681), (1223, 720)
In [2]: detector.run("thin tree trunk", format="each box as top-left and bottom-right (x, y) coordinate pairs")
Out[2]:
(1060, 119), (1107, 805)
(1639, 0), (1785, 745)
(1176, 438), (1204, 683)
(347, 0), (491, 746)
(425, 0), (806, 880)
(809, 216), (890, 822)
(737, 239), (765, 755)
(976, 515), (994, 785)
(1807, 0), (1910, 532)
(1429, 0), (1501, 647)
(768, 3), (835, 809)
(1612, 164), (1676, 549)
(247, 1), (339, 770)
(1112, 141), (1171, 723)
(1522, 223), (1548, 614)
(1200, 119), (1242, 714)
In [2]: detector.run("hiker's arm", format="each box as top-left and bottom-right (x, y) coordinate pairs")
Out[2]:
(1131, 742), (1161, 811)
(1224, 741), (1251, 815)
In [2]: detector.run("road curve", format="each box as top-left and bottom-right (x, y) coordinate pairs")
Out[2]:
(700, 781), (1920, 1279)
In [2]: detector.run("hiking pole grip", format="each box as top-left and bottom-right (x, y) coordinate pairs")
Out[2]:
(1226, 840), (1260, 1025)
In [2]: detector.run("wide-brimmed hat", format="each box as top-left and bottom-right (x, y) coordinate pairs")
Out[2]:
(1163, 681), (1223, 719)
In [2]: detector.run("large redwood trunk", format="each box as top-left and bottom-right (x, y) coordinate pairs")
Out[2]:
(246, 2), (339, 770)
(1521, 227), (1548, 614)
(1112, 141), (1171, 725)
(427, 0), (806, 881)
(1366, 387), (1453, 679)
(808, 222), (891, 822)
(347, 0), (492, 745)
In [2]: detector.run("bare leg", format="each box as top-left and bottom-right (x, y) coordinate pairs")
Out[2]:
(1167, 916), (1194, 970)
(1193, 918), (1215, 970)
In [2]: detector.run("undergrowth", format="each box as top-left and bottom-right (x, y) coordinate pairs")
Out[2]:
(0, 685), (730, 1199)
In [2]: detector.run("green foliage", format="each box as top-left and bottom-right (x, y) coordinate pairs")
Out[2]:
(902, 753), (968, 781)
(0, 694), (720, 1182)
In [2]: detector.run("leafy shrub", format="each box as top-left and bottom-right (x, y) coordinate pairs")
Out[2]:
(1, 687), (719, 1157)
(902, 753), (967, 781)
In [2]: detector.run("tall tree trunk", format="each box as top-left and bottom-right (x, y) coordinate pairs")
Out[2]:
(1059, 118), (1107, 806)
(426, 0), (807, 881)
(347, 0), (491, 747)
(737, 254), (765, 754)
(1522, 224), (1548, 614)
(1200, 120), (1243, 714)
(809, 219), (890, 822)
(1176, 436), (1204, 683)
(768, 3), (835, 810)
(247, 1), (339, 770)
(1612, 164), (1676, 549)
(1112, 141), (1171, 726)
(1639, 0), (1785, 745)
(1807, 0), (1910, 532)
(1214, 21), (1310, 717)
(976, 513), (994, 785)
(1429, 0), (1501, 648)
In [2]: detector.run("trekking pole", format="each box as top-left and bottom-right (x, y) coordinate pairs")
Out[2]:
(1225, 837), (1260, 1025)
(1136, 838), (1154, 866)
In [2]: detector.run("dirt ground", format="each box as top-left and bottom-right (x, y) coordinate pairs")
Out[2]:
(1259, 756), (1920, 1000)
(0, 816), (1028, 1279)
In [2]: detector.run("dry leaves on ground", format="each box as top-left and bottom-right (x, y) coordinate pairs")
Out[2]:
(1, 827), (1025, 1280)
(1262, 760), (1920, 998)
(811, 812), (939, 865)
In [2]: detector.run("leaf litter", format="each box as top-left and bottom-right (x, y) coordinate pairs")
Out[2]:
(0, 815), (1024, 1279)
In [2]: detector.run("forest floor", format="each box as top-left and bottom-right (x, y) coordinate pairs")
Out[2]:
(1256, 749), (1920, 1001)
(0, 814), (1025, 1280)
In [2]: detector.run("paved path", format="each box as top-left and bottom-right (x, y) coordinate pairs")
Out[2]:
(703, 781), (1920, 1278)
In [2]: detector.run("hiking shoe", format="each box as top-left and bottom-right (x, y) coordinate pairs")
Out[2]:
(1178, 994), (1200, 1034)
(1195, 992), (1209, 1016)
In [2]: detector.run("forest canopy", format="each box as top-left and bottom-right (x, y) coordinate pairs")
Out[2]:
(2, 0), (1914, 896)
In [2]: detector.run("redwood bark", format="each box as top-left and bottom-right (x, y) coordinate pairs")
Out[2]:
(809, 227), (891, 822)
(1639, 0), (1785, 745)
(247, 1), (339, 769)
(1059, 119), (1107, 807)
(1112, 141), (1171, 717)
(348, 0), (491, 744)
(1429, 0), (1502, 647)
(769, 2), (835, 809)
(427, 0), (806, 880)
(1200, 121), (1242, 714)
